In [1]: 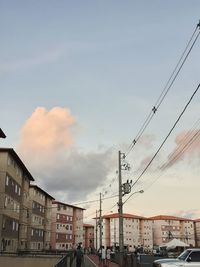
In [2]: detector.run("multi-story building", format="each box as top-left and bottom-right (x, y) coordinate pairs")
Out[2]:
(0, 148), (34, 252)
(95, 213), (153, 251)
(51, 201), (84, 250)
(140, 218), (153, 250)
(83, 224), (94, 249)
(29, 185), (54, 251)
(150, 215), (195, 247)
(194, 219), (200, 247)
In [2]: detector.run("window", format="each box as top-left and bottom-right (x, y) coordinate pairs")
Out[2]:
(190, 251), (200, 262)
(7, 156), (11, 165)
(57, 214), (60, 220)
(18, 187), (21, 196)
(4, 196), (8, 207)
(31, 229), (34, 236)
(6, 176), (9, 186)
(2, 218), (6, 229)
(12, 221), (15, 231)
(15, 184), (18, 193)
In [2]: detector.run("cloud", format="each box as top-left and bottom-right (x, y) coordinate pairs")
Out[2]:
(0, 49), (63, 73)
(172, 209), (200, 219)
(126, 134), (158, 174)
(161, 130), (200, 169)
(18, 107), (75, 155)
(36, 148), (114, 201)
(17, 107), (115, 202)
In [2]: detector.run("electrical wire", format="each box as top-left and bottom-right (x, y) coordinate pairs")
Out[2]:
(123, 83), (200, 205)
(125, 22), (200, 157)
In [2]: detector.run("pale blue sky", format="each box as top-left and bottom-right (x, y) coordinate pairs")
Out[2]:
(1, 1), (200, 218)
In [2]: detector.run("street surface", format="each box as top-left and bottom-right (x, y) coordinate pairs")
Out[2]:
(71, 254), (119, 267)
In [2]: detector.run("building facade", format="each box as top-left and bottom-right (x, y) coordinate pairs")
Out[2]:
(194, 219), (200, 247)
(0, 148), (34, 252)
(150, 215), (195, 247)
(29, 185), (54, 250)
(95, 213), (153, 251)
(83, 224), (94, 250)
(51, 201), (84, 250)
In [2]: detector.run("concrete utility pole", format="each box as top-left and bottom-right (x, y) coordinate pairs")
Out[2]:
(99, 193), (102, 249)
(96, 210), (98, 250)
(118, 151), (133, 266)
(118, 151), (124, 267)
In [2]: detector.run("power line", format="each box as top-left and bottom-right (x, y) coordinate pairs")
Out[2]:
(123, 83), (200, 205)
(125, 21), (200, 157)
(124, 116), (200, 194)
(0, 193), (119, 212)
(162, 130), (200, 170)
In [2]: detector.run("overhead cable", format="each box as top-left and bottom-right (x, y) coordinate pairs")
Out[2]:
(126, 21), (200, 157)
(123, 83), (200, 205)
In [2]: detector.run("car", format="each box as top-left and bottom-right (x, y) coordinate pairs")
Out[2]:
(153, 248), (200, 267)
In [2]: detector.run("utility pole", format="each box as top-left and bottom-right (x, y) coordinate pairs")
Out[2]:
(99, 193), (102, 249)
(118, 151), (124, 267)
(118, 151), (132, 267)
(95, 210), (98, 250)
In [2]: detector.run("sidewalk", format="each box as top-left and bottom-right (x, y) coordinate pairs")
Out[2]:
(86, 254), (119, 267)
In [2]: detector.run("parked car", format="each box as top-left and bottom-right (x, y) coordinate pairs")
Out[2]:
(153, 248), (200, 267)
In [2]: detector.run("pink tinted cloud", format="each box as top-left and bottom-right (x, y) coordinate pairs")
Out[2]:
(162, 130), (200, 169)
(18, 107), (76, 156)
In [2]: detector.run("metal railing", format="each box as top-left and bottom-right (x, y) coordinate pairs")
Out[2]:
(54, 251), (74, 267)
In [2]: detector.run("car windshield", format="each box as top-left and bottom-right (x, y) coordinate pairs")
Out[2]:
(178, 250), (191, 261)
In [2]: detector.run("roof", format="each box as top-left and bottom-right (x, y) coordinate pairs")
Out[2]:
(0, 129), (6, 138)
(149, 215), (193, 222)
(52, 200), (85, 210)
(0, 148), (34, 181)
(194, 218), (200, 222)
(102, 213), (147, 219)
(30, 184), (55, 200)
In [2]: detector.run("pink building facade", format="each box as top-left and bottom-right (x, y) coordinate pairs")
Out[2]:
(51, 201), (84, 250)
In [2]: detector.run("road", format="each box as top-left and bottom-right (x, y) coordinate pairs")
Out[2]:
(71, 254), (119, 267)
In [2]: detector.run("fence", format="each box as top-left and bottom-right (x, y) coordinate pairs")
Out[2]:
(54, 251), (74, 267)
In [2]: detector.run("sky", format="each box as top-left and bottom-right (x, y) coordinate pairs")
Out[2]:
(1, 1), (200, 223)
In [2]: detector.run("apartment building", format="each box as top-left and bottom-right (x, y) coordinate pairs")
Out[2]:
(83, 224), (94, 249)
(29, 185), (54, 251)
(140, 218), (153, 249)
(95, 213), (153, 251)
(51, 201), (84, 250)
(0, 148), (34, 252)
(150, 215), (195, 247)
(193, 219), (200, 247)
